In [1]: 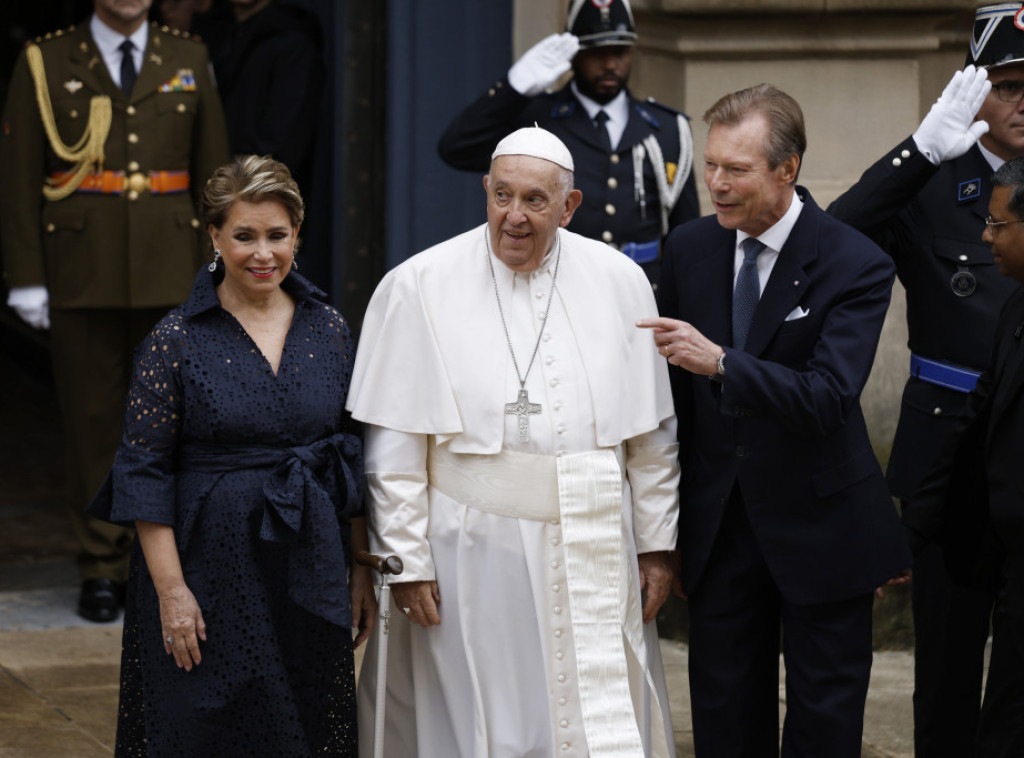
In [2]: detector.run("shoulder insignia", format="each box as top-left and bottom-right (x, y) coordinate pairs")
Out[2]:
(634, 103), (660, 129)
(550, 101), (576, 119)
(643, 96), (688, 119)
(958, 178), (981, 202)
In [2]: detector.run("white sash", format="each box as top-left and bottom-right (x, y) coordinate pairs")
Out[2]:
(427, 444), (670, 757)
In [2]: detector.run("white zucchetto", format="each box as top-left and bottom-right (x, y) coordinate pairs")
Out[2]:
(491, 126), (575, 172)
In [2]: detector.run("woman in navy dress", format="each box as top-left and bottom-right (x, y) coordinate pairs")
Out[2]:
(90, 155), (374, 756)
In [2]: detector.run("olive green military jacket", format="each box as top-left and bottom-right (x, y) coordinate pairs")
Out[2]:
(0, 22), (230, 309)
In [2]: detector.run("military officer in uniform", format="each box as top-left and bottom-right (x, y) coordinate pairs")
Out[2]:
(828, 6), (1024, 756)
(0, 0), (229, 622)
(438, 0), (699, 285)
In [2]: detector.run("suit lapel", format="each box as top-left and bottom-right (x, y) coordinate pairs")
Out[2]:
(69, 29), (119, 100)
(131, 29), (175, 104)
(742, 189), (818, 357)
(989, 301), (1024, 433)
(689, 229), (734, 346)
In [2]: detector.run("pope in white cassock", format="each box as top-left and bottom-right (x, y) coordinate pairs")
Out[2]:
(347, 126), (681, 757)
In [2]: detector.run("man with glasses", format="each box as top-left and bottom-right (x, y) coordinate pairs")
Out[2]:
(829, 5), (1024, 756)
(905, 154), (1024, 757)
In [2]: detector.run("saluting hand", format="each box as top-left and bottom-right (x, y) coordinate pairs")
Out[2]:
(913, 64), (991, 163)
(508, 33), (581, 97)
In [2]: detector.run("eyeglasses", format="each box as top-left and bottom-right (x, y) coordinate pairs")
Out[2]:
(984, 216), (1024, 229)
(991, 80), (1024, 103)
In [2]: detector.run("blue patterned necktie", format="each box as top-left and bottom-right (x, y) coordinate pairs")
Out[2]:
(119, 40), (136, 96)
(733, 237), (765, 350)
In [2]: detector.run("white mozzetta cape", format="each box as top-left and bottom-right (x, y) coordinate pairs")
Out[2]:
(347, 224), (674, 446)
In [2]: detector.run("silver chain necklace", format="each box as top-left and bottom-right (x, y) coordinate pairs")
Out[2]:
(484, 226), (562, 442)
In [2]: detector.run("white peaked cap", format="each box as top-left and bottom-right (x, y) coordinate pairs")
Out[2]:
(491, 126), (574, 172)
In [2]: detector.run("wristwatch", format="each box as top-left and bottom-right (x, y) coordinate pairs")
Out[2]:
(713, 351), (726, 380)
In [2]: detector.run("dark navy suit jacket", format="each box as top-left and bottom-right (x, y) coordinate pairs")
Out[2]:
(658, 188), (912, 605)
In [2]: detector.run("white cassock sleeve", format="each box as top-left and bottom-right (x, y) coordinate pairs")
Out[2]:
(624, 415), (680, 554)
(363, 424), (436, 582)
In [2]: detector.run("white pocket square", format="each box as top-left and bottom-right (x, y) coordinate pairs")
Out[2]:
(785, 306), (810, 321)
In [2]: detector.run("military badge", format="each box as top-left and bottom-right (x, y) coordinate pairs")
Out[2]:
(63, 79), (83, 94)
(149, 53), (163, 66)
(958, 178), (981, 202)
(550, 102), (575, 119)
(951, 262), (977, 297)
(159, 69), (197, 93)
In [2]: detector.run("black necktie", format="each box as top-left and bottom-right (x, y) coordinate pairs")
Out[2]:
(119, 40), (136, 97)
(733, 237), (765, 350)
(594, 110), (612, 153)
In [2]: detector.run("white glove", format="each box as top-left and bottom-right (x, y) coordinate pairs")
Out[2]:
(7, 285), (50, 329)
(507, 33), (581, 97)
(912, 65), (992, 165)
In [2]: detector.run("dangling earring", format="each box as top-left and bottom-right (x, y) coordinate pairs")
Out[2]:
(208, 249), (221, 273)
(291, 247), (298, 270)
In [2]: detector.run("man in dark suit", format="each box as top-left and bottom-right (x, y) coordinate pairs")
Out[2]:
(828, 7), (1024, 753)
(639, 84), (911, 757)
(437, 0), (698, 285)
(0, 0), (229, 621)
(906, 154), (1024, 757)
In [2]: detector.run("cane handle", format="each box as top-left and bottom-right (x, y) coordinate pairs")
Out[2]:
(356, 550), (404, 576)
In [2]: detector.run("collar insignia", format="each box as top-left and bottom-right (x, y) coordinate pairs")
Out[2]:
(551, 102), (575, 119)
(958, 178), (981, 202)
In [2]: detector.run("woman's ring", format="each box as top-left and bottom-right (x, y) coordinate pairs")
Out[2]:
(165, 636), (173, 644)
(402, 607), (411, 615)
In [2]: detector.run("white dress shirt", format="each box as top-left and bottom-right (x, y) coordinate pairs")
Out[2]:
(90, 14), (148, 90)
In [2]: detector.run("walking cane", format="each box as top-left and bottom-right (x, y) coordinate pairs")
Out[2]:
(355, 550), (404, 758)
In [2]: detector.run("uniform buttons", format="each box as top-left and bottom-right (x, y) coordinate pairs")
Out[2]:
(602, 230), (613, 243)
(892, 157), (902, 167)
(535, 290), (544, 299)
(607, 177), (618, 189)
(127, 190), (139, 202)
(561, 743), (571, 751)
(610, 154), (620, 165)
(552, 584), (561, 593)
(69, 109), (78, 119)
(128, 133), (139, 144)
(959, 254), (968, 262)
(554, 401), (563, 411)
(551, 560), (559, 569)
(554, 628), (563, 637)
(901, 149), (911, 159)
(559, 719), (569, 728)
(176, 103), (186, 113)
(545, 356), (554, 365)
(605, 203), (616, 216)
(543, 333), (551, 342)
(538, 312), (546, 321)
(549, 378), (559, 387)
(553, 605), (562, 614)
(190, 218), (200, 229)
(933, 407), (942, 416)
(488, 88), (496, 96)
(557, 673), (566, 683)
(558, 696), (567, 705)
(551, 536), (560, 546)
(127, 161), (140, 172)
(555, 651), (565, 660)
(556, 425), (566, 435)
(46, 223), (55, 233)
(126, 105), (136, 116)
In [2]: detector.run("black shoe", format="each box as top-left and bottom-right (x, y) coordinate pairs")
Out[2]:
(77, 579), (123, 622)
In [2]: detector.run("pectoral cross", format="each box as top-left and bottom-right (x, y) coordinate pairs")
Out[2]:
(505, 388), (542, 442)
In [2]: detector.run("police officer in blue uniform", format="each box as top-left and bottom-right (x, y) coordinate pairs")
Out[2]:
(828, 6), (1024, 756)
(438, 0), (699, 285)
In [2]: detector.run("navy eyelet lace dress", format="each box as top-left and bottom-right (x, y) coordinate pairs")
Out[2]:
(89, 265), (363, 757)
